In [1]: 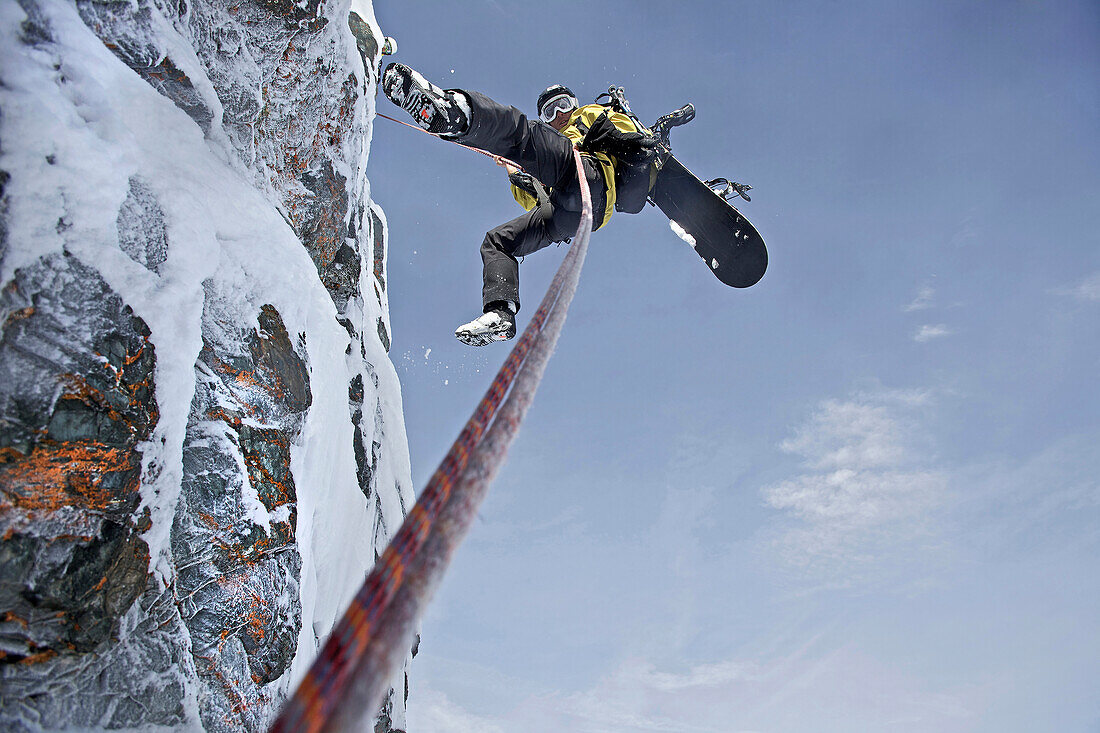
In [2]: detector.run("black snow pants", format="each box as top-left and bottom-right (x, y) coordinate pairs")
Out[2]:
(455, 90), (607, 312)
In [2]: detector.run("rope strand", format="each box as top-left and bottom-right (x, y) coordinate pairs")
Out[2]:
(269, 137), (592, 733)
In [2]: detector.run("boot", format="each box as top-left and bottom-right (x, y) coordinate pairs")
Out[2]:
(381, 62), (469, 137)
(454, 302), (516, 347)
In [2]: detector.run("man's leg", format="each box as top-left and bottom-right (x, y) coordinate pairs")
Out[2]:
(454, 207), (547, 347)
(458, 204), (579, 346)
(381, 67), (597, 213)
(480, 205), (577, 312)
(457, 92), (607, 218)
(457, 91), (576, 192)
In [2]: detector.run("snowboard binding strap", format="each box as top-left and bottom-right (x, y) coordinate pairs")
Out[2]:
(595, 86), (696, 146)
(705, 177), (752, 203)
(596, 85), (638, 120)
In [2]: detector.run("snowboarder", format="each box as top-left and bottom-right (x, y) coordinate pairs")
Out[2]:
(381, 63), (657, 346)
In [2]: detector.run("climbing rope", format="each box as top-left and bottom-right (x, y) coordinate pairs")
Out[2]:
(269, 146), (593, 733)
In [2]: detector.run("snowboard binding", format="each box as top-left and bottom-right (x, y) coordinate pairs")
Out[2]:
(596, 87), (696, 148)
(705, 178), (753, 203)
(597, 85), (693, 179)
(595, 86), (639, 121)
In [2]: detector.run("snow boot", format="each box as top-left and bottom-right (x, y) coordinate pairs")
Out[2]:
(454, 303), (516, 347)
(651, 103), (695, 146)
(381, 62), (469, 137)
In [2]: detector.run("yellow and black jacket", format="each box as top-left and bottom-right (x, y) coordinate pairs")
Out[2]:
(509, 104), (644, 229)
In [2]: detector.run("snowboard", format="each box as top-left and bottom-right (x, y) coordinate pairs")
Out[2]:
(649, 154), (768, 289)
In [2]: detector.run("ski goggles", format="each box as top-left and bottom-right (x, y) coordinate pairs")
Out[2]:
(539, 93), (578, 122)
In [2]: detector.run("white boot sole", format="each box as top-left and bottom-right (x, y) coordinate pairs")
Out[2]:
(454, 314), (515, 347)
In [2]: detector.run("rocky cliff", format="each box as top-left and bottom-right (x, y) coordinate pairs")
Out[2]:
(0, 0), (413, 729)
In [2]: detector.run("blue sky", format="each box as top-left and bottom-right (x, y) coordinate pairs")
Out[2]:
(368, 1), (1099, 730)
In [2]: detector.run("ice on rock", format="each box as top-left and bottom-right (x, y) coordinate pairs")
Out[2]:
(0, 0), (413, 730)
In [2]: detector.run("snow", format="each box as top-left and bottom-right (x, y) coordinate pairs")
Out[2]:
(1, 0), (412, 726)
(669, 219), (696, 248)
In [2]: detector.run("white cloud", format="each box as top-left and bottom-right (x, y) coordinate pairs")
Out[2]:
(904, 285), (935, 312)
(913, 324), (952, 342)
(628, 659), (757, 691)
(408, 686), (508, 733)
(765, 470), (943, 567)
(780, 399), (908, 470)
(1057, 271), (1100, 302)
(766, 469), (939, 525)
(410, 649), (974, 733)
(856, 386), (934, 407)
(763, 391), (944, 569)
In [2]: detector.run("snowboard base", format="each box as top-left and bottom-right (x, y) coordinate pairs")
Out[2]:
(650, 155), (767, 288)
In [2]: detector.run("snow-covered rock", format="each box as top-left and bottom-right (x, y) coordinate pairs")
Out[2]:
(0, 0), (412, 729)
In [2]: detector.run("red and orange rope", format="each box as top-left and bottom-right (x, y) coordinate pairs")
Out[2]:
(269, 144), (593, 733)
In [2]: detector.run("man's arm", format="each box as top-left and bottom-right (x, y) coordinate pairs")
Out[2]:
(500, 159), (550, 212)
(578, 110), (657, 164)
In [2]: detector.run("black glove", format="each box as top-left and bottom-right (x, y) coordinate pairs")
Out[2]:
(578, 112), (658, 164)
(508, 170), (537, 195)
(508, 170), (550, 210)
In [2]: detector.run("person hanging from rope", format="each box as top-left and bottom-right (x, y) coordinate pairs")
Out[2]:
(380, 63), (659, 346)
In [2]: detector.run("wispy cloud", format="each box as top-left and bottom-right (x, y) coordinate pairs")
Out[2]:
(629, 659), (756, 691)
(779, 398), (909, 470)
(762, 390), (944, 570)
(409, 687), (507, 733)
(1055, 271), (1100, 302)
(913, 324), (952, 342)
(949, 213), (981, 247)
(410, 646), (974, 733)
(904, 285), (936, 312)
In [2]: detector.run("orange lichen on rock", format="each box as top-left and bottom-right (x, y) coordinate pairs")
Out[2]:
(200, 319), (308, 417)
(244, 590), (269, 644)
(58, 354), (158, 435)
(0, 440), (139, 516)
(0, 447), (26, 463)
(240, 434), (295, 508)
(4, 612), (29, 629)
(3, 305), (35, 328)
(19, 649), (59, 665)
(195, 511), (224, 531)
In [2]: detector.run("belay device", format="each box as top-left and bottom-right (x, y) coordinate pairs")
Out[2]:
(596, 86), (768, 288)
